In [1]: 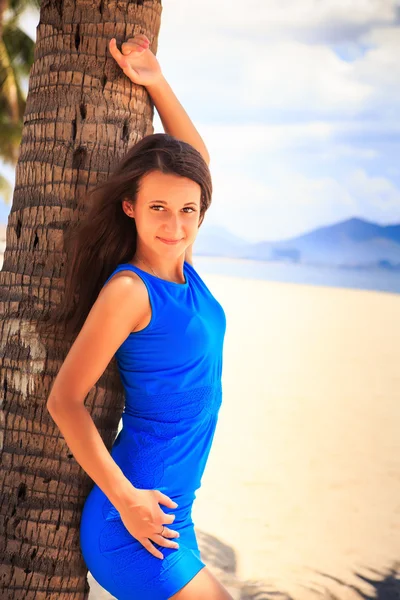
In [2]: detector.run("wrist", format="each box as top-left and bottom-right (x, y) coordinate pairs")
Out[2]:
(107, 472), (139, 511)
(146, 73), (167, 93)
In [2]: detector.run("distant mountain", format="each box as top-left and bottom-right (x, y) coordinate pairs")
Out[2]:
(279, 217), (400, 245)
(195, 224), (249, 257)
(198, 224), (251, 246)
(195, 218), (400, 270)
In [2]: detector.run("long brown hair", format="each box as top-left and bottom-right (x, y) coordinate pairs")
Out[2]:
(42, 133), (212, 340)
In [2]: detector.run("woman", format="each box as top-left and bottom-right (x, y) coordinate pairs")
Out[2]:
(46, 34), (231, 599)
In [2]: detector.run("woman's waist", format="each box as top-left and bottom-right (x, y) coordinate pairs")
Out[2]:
(81, 479), (197, 529)
(122, 382), (223, 426)
(108, 432), (216, 502)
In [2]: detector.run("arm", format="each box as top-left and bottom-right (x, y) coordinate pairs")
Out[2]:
(109, 36), (210, 165)
(146, 75), (210, 166)
(46, 272), (149, 511)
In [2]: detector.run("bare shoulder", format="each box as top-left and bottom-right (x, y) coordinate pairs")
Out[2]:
(97, 268), (150, 326)
(47, 269), (149, 409)
(101, 267), (149, 299)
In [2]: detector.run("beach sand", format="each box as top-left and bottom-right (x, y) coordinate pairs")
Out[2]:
(73, 269), (399, 598)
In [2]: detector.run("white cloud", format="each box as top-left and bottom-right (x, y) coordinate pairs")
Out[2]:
(346, 168), (400, 209)
(162, 0), (398, 39)
(195, 121), (379, 164)
(203, 169), (356, 241)
(348, 26), (400, 110)
(158, 17), (400, 123)
(243, 40), (374, 112)
(204, 166), (400, 242)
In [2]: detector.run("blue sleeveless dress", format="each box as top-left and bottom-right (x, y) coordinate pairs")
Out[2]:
(79, 260), (226, 599)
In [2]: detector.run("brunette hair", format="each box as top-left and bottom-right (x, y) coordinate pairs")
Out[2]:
(42, 133), (212, 340)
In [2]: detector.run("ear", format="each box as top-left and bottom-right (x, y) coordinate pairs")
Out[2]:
(122, 199), (135, 218)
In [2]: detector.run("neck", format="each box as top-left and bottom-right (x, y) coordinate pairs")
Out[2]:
(131, 250), (186, 284)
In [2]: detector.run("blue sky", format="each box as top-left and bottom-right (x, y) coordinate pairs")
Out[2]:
(1, 0), (400, 242)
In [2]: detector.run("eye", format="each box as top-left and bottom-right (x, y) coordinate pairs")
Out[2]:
(150, 205), (196, 213)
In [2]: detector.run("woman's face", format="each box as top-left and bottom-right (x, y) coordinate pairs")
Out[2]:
(123, 170), (202, 254)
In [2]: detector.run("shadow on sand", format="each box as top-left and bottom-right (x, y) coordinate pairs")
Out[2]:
(197, 530), (400, 600)
(87, 530), (400, 599)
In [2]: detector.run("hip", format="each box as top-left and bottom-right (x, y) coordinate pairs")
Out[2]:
(79, 484), (202, 596)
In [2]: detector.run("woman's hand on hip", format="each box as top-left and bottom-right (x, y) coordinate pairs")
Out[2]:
(118, 487), (181, 560)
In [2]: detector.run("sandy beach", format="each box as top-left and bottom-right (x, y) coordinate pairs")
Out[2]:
(56, 267), (400, 598)
(189, 270), (400, 599)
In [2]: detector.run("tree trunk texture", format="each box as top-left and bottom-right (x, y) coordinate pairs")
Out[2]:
(0, 1), (161, 598)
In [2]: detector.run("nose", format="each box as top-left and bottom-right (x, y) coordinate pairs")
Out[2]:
(161, 213), (185, 238)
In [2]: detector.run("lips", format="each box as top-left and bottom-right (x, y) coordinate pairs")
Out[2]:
(157, 237), (183, 244)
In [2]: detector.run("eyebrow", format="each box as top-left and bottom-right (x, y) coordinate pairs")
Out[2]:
(147, 200), (198, 206)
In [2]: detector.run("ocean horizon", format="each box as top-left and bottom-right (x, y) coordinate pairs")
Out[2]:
(194, 255), (400, 296)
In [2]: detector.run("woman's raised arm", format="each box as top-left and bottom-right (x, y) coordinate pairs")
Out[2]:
(109, 35), (210, 166)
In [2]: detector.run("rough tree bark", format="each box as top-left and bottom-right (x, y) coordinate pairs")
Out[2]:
(0, 1), (161, 598)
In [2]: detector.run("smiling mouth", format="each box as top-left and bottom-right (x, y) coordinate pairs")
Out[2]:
(157, 237), (183, 243)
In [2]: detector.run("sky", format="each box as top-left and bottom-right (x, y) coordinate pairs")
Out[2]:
(1, 0), (400, 243)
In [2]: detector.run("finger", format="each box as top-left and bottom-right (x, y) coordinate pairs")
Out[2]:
(134, 37), (149, 48)
(109, 38), (142, 64)
(140, 538), (164, 560)
(121, 42), (146, 55)
(129, 33), (150, 44)
(124, 37), (149, 50)
(159, 526), (180, 539)
(109, 38), (126, 65)
(160, 512), (176, 525)
(155, 490), (179, 508)
(151, 534), (180, 549)
(109, 39), (137, 78)
(122, 39), (146, 49)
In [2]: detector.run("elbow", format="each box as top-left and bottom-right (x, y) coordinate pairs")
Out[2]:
(46, 394), (84, 416)
(46, 392), (63, 417)
(46, 398), (67, 429)
(46, 397), (58, 418)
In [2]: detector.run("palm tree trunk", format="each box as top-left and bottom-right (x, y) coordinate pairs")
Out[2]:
(0, 1), (161, 598)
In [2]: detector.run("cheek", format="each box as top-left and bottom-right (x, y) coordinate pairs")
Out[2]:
(188, 222), (200, 238)
(134, 214), (157, 236)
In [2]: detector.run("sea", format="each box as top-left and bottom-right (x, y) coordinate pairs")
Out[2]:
(1, 252), (399, 296)
(194, 255), (400, 296)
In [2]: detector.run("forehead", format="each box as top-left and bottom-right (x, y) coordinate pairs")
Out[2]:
(138, 170), (201, 200)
